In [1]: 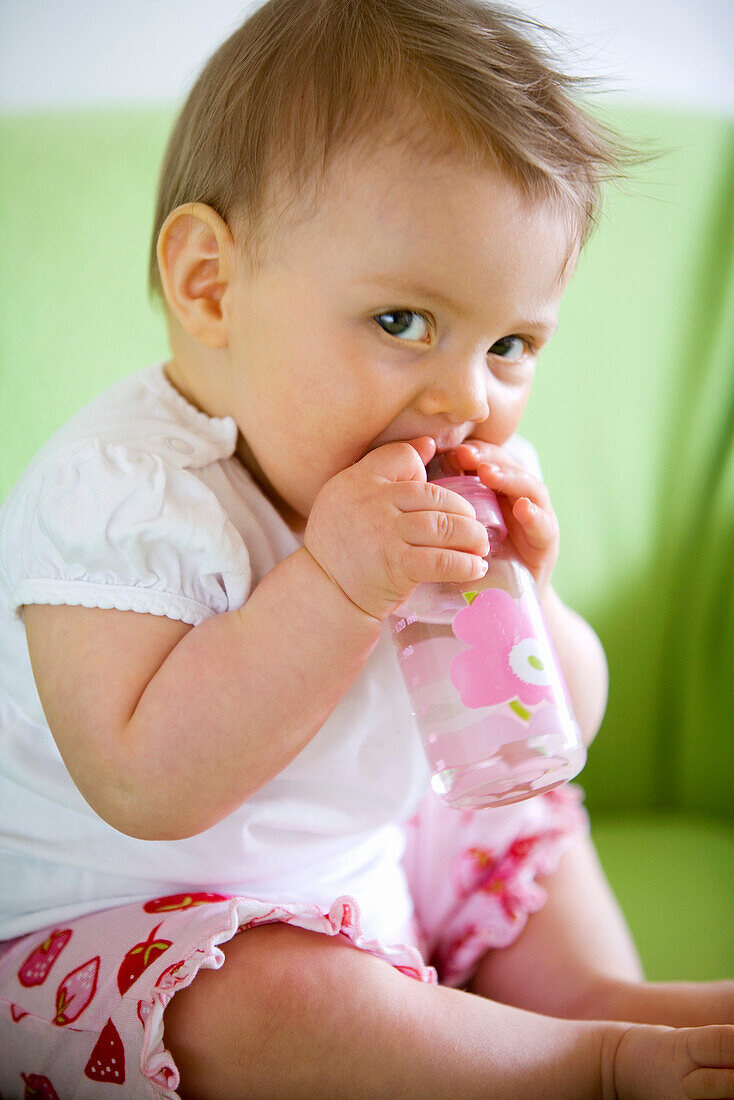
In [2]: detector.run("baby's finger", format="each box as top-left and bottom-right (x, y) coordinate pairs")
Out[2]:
(398, 508), (490, 557)
(455, 440), (538, 481)
(401, 543), (490, 586)
(512, 497), (555, 547)
(476, 460), (551, 512)
(389, 478), (480, 521)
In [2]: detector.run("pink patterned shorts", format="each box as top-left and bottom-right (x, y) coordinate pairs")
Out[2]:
(0, 784), (587, 1099)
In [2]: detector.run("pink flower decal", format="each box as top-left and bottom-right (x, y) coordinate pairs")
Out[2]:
(450, 589), (554, 710)
(526, 704), (568, 742)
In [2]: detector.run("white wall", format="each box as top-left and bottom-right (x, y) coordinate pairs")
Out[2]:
(1, 0), (733, 115)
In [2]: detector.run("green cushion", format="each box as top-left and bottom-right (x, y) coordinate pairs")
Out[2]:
(591, 815), (734, 981)
(522, 108), (734, 821)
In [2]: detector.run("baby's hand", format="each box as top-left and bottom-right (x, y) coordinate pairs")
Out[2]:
(454, 440), (559, 598)
(304, 437), (490, 621)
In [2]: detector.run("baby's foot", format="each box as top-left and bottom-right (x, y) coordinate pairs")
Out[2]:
(613, 1021), (734, 1099)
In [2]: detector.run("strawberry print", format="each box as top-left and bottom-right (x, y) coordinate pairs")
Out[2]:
(11, 1003), (29, 1022)
(393, 965), (424, 980)
(481, 875), (524, 922)
(143, 892), (229, 913)
(54, 956), (100, 1026)
(507, 833), (543, 861)
(19, 1074), (59, 1099)
(452, 846), (497, 899)
(117, 922), (171, 995)
(340, 901), (355, 930)
(84, 1018), (125, 1084)
(154, 959), (187, 990)
(432, 923), (479, 976)
(137, 998), (151, 1029)
(17, 929), (71, 986)
(240, 907), (280, 930)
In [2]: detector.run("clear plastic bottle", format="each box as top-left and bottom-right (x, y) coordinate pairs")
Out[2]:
(390, 453), (587, 810)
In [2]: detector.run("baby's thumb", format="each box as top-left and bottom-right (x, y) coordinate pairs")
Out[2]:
(357, 436), (436, 483)
(405, 436), (437, 469)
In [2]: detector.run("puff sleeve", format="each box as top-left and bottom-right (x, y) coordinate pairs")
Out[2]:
(1, 440), (251, 626)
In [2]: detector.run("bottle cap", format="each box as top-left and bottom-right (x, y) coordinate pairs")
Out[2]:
(425, 453), (507, 544)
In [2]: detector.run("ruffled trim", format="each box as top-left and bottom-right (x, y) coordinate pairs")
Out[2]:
(433, 784), (589, 988)
(140, 894), (437, 1096)
(13, 579), (214, 627)
(143, 363), (238, 447)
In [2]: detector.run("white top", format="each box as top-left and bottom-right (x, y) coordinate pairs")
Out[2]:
(0, 361), (542, 943)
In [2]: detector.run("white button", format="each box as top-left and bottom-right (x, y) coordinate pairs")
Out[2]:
(164, 436), (196, 455)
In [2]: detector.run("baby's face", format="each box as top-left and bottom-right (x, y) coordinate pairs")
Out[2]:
(217, 139), (575, 533)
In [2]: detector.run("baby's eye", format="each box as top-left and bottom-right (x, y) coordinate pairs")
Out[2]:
(374, 310), (431, 342)
(489, 335), (529, 362)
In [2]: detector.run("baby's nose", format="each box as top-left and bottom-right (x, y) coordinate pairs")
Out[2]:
(416, 359), (490, 424)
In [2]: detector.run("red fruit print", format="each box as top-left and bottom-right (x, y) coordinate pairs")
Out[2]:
(17, 929), (72, 986)
(54, 956), (100, 1026)
(11, 1003), (29, 1022)
(481, 875), (505, 895)
(481, 875), (523, 921)
(452, 846), (497, 899)
(137, 998), (151, 1029)
(240, 907), (280, 930)
(84, 1018), (126, 1085)
(393, 965), (423, 980)
(433, 922), (478, 973)
(341, 902), (354, 925)
(19, 1074), (59, 1099)
(508, 833), (545, 861)
(154, 959), (187, 990)
(117, 922), (171, 995)
(143, 892), (229, 913)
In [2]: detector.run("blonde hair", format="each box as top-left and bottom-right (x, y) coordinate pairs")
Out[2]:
(148, 0), (653, 306)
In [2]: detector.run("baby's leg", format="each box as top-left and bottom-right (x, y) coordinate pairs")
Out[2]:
(469, 830), (645, 1016)
(163, 922), (608, 1099)
(468, 830), (734, 1029)
(162, 922), (734, 1100)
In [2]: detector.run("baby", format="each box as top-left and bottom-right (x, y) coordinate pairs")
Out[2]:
(0, 0), (732, 1096)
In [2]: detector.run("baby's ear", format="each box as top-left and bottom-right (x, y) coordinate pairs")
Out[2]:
(156, 202), (236, 348)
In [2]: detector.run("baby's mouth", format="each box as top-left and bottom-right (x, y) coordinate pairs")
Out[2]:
(425, 451), (466, 480)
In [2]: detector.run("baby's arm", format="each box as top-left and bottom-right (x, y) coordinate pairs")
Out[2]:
(121, 545), (382, 837)
(24, 546), (381, 841)
(24, 437), (490, 841)
(539, 583), (609, 746)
